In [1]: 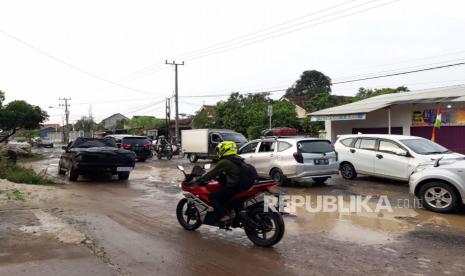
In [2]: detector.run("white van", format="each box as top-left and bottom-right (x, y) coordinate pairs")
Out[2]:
(335, 134), (463, 181)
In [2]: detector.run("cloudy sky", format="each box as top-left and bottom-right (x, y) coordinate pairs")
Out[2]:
(1, 0), (465, 124)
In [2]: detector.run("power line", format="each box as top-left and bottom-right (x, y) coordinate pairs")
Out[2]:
(0, 29), (168, 96)
(332, 62), (465, 84)
(115, 0), (396, 78)
(182, 0), (401, 62)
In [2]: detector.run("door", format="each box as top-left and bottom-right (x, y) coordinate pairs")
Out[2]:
(209, 133), (222, 156)
(374, 139), (411, 180)
(253, 141), (277, 177)
(352, 138), (377, 174)
(238, 141), (259, 164)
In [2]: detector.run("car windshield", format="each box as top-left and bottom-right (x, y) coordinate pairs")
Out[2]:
(400, 138), (450, 155)
(297, 140), (333, 153)
(222, 133), (247, 143)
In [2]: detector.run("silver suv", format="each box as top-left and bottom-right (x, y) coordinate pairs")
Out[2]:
(238, 137), (339, 185)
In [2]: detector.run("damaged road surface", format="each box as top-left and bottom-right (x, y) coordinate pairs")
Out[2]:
(2, 148), (465, 275)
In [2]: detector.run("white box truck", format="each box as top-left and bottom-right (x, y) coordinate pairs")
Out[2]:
(181, 129), (248, 163)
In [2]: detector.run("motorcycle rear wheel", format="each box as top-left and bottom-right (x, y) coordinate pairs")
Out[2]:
(244, 208), (285, 247)
(176, 198), (202, 231)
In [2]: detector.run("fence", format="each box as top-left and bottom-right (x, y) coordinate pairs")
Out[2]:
(46, 131), (84, 143)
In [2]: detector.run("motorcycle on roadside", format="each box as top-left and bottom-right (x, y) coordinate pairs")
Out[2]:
(175, 164), (285, 247)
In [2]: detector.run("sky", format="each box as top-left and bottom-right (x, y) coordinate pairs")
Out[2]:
(1, 0), (465, 124)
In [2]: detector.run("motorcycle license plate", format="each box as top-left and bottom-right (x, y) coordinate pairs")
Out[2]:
(117, 167), (133, 172)
(314, 159), (329, 165)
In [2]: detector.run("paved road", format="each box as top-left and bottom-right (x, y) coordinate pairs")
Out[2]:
(1, 147), (465, 275)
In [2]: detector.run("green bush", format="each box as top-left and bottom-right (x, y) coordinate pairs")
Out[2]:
(0, 156), (54, 185)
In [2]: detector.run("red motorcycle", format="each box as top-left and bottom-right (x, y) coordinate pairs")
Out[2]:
(176, 164), (285, 247)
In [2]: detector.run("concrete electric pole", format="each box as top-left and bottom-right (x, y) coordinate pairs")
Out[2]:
(59, 98), (71, 143)
(165, 97), (171, 141)
(165, 60), (184, 143)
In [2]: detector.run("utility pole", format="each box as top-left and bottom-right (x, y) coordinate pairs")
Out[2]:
(165, 97), (171, 141)
(268, 105), (273, 129)
(59, 98), (71, 144)
(165, 60), (184, 143)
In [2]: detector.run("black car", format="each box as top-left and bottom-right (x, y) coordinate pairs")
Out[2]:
(58, 137), (136, 181)
(107, 135), (153, 162)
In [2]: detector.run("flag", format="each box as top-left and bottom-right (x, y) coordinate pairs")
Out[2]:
(431, 106), (442, 142)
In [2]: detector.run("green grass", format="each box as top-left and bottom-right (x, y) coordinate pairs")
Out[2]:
(9, 188), (26, 201)
(19, 153), (44, 162)
(0, 157), (55, 185)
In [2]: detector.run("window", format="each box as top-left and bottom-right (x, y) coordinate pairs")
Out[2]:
(211, 134), (222, 143)
(400, 138), (449, 155)
(340, 138), (354, 147)
(240, 142), (258, 154)
(357, 139), (376, 150)
(258, 141), (276, 152)
(278, 141), (292, 152)
(221, 132), (247, 143)
(379, 140), (406, 155)
(297, 140), (333, 153)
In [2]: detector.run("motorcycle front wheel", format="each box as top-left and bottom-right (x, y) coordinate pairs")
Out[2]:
(244, 207), (285, 247)
(176, 198), (202, 231)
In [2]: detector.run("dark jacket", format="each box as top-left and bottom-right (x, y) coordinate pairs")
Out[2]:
(198, 155), (243, 187)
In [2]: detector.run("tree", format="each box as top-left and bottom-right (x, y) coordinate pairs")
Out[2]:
(352, 86), (409, 102)
(0, 90), (5, 107)
(127, 116), (163, 135)
(304, 93), (340, 113)
(191, 109), (215, 129)
(213, 93), (298, 139)
(115, 118), (128, 129)
(285, 70), (332, 97)
(0, 98), (48, 142)
(74, 116), (96, 137)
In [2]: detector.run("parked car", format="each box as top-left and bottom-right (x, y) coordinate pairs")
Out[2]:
(239, 137), (339, 185)
(37, 138), (54, 148)
(410, 157), (465, 213)
(58, 137), (136, 181)
(105, 135), (153, 162)
(181, 129), (248, 163)
(335, 134), (463, 181)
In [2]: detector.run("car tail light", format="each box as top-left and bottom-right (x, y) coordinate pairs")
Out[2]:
(121, 143), (131, 149)
(143, 143), (151, 149)
(293, 152), (303, 163)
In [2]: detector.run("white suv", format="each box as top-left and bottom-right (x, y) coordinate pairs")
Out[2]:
(335, 134), (463, 181)
(238, 137), (339, 185)
(410, 157), (465, 213)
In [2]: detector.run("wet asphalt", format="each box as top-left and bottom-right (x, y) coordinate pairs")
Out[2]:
(1, 146), (465, 275)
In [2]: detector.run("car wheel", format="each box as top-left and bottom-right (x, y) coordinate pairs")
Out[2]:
(271, 169), (287, 186)
(313, 177), (329, 185)
(340, 163), (357, 180)
(118, 172), (130, 180)
(67, 164), (79, 182)
(189, 154), (198, 163)
(420, 181), (459, 213)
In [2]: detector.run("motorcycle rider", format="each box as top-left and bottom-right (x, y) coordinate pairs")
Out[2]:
(196, 141), (247, 222)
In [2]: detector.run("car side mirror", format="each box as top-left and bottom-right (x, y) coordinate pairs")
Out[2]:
(397, 150), (408, 157)
(61, 146), (67, 151)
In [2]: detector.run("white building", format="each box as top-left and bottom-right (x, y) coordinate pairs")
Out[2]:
(309, 85), (465, 154)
